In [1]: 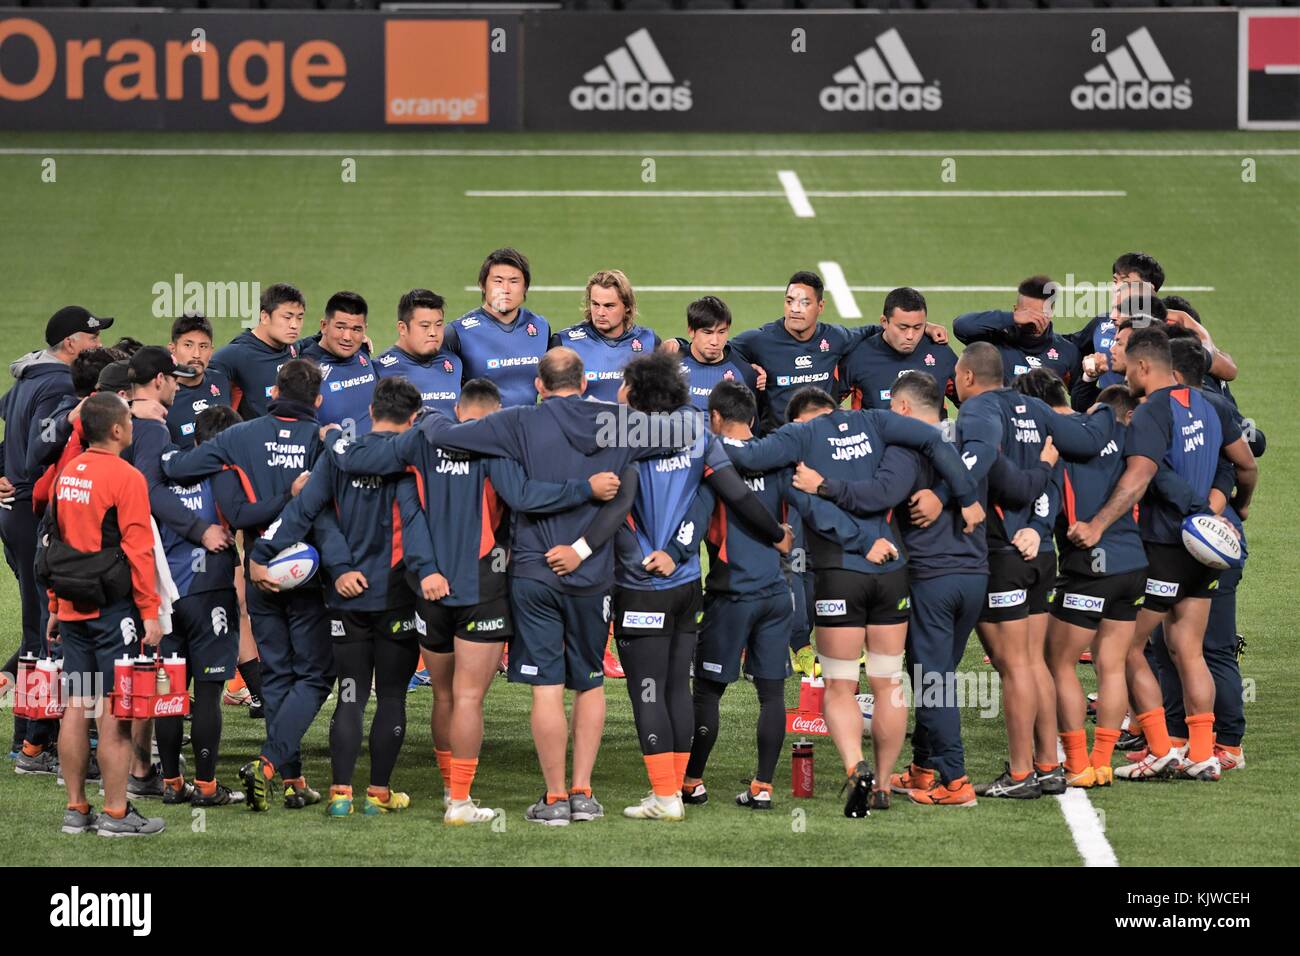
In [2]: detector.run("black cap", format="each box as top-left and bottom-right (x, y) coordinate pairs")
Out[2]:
(95, 360), (132, 394)
(128, 345), (197, 383)
(45, 306), (114, 347)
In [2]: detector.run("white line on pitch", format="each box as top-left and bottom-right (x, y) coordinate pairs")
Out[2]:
(1264, 65), (1300, 75)
(818, 262), (861, 320)
(1056, 790), (1119, 868)
(465, 189), (1126, 199)
(2, 148), (1296, 158)
(465, 285), (1215, 294)
(777, 170), (816, 218)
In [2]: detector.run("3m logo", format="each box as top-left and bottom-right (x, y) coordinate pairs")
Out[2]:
(820, 29), (941, 112)
(385, 20), (489, 124)
(570, 28), (692, 112)
(1071, 27), (1191, 111)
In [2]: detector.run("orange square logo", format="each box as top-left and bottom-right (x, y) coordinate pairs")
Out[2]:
(385, 20), (489, 125)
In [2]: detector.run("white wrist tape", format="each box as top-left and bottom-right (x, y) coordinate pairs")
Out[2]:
(572, 538), (592, 561)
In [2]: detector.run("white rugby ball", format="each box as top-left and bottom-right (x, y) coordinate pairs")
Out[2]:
(1181, 514), (1243, 571)
(855, 693), (874, 738)
(266, 542), (320, 589)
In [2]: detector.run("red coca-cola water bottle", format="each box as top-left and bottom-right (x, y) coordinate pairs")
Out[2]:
(131, 657), (156, 719)
(792, 739), (815, 798)
(113, 657), (134, 718)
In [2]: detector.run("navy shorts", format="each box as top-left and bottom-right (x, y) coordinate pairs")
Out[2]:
(508, 577), (609, 691)
(59, 599), (143, 700)
(696, 587), (794, 684)
(416, 595), (513, 654)
(162, 589), (239, 683)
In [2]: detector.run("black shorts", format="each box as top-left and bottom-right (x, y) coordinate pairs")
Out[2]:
(612, 582), (703, 639)
(59, 599), (144, 700)
(812, 567), (910, 628)
(329, 607), (422, 647)
(508, 577), (608, 691)
(980, 550), (1056, 623)
(1050, 569), (1148, 628)
(1142, 542), (1223, 612)
(161, 589), (239, 683)
(415, 595), (513, 654)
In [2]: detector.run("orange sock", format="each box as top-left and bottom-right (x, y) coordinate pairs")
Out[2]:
(1091, 727), (1122, 768)
(435, 749), (452, 784)
(545, 792), (567, 805)
(67, 800), (90, 814)
(21, 741), (42, 757)
(450, 757), (478, 802)
(643, 752), (678, 798)
(1186, 713), (1215, 763)
(366, 786), (390, 801)
(568, 786), (591, 797)
(1035, 761), (1059, 775)
(1136, 707), (1172, 758)
(102, 805), (127, 819)
(259, 757), (276, 780)
(195, 779), (217, 797)
(1009, 768), (1031, 782)
(164, 775), (184, 790)
(330, 784), (352, 797)
(673, 752), (690, 788)
(1217, 743), (1242, 756)
(750, 780), (773, 795)
(1059, 729), (1089, 774)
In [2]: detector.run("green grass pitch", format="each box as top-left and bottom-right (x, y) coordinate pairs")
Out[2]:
(0, 129), (1296, 866)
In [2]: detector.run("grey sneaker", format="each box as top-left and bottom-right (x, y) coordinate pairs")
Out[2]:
(568, 791), (604, 822)
(1036, 765), (1067, 795)
(974, 763), (1043, 799)
(97, 802), (165, 838)
(128, 766), (165, 799)
(61, 806), (99, 835)
(163, 780), (195, 805)
(15, 748), (58, 776)
(57, 752), (100, 786)
(525, 794), (571, 827)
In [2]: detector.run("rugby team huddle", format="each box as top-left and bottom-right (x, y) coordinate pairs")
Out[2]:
(0, 247), (1262, 835)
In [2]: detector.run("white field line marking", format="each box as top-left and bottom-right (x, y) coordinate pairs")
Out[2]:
(818, 261), (861, 319)
(1057, 789), (1120, 868)
(466, 285), (1216, 294)
(1264, 65), (1300, 75)
(778, 170), (816, 218)
(1, 148), (1295, 158)
(464, 189), (1127, 198)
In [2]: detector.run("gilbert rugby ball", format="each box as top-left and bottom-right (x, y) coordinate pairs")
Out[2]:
(266, 542), (320, 589)
(1180, 514), (1243, 571)
(855, 693), (874, 738)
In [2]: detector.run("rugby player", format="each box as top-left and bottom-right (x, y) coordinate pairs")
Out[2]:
(443, 248), (550, 408)
(166, 313), (232, 451)
(1068, 325), (1256, 782)
(162, 359), (329, 811)
(940, 343), (1114, 798)
(410, 349), (690, 825)
(724, 385), (984, 815)
(211, 283), (304, 420)
(301, 292), (378, 436)
(328, 376), (620, 824)
(550, 270), (659, 403)
(954, 276), (1081, 389)
(841, 287), (959, 412)
(375, 289), (462, 416)
(1066, 251), (1166, 396)
(682, 380), (795, 810)
(675, 296), (761, 414)
(608, 354), (790, 821)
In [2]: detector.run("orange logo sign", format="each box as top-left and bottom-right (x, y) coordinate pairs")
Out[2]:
(385, 20), (488, 125)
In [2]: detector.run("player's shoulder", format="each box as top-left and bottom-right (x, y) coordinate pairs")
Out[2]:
(453, 308), (487, 331)
(557, 322), (591, 341)
(374, 347), (405, 371)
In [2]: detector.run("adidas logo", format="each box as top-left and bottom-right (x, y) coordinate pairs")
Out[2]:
(1070, 27), (1191, 112)
(819, 29), (941, 113)
(569, 28), (692, 112)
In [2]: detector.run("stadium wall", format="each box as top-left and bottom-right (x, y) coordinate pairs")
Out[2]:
(0, 9), (1294, 132)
